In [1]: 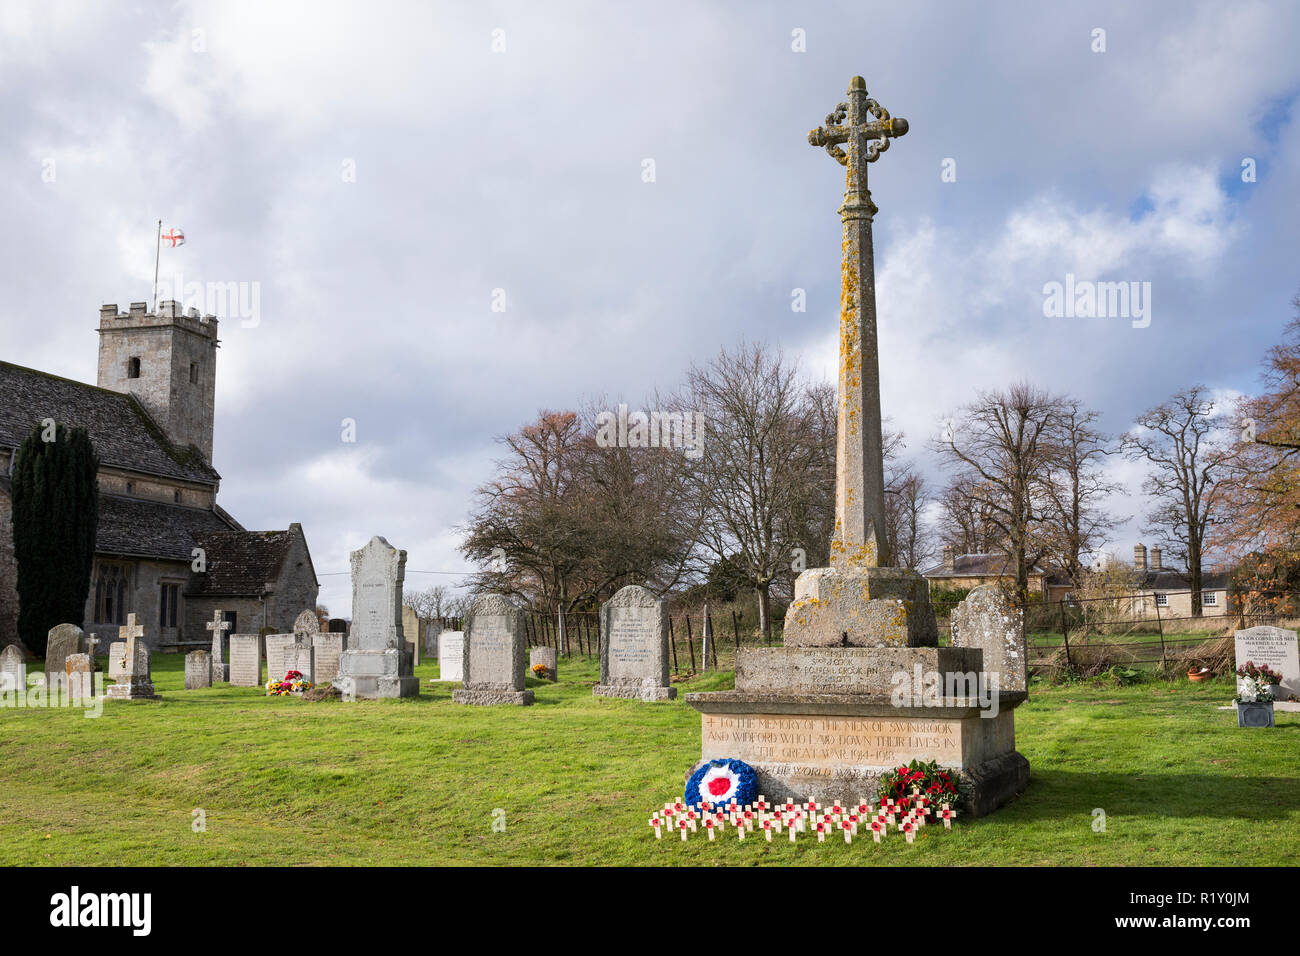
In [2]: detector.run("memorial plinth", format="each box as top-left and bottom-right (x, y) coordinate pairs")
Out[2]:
(685, 76), (1028, 817)
(687, 646), (1029, 817)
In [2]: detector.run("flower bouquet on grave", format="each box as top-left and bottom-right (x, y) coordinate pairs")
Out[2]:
(878, 759), (963, 816)
(265, 669), (313, 697)
(1234, 662), (1281, 702)
(531, 663), (550, 680)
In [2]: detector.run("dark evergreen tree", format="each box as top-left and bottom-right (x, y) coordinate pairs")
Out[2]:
(11, 421), (99, 657)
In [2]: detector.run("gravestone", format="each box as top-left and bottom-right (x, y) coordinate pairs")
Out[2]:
(951, 584), (1027, 693)
(453, 594), (533, 706)
(45, 624), (84, 687)
(312, 632), (345, 684)
(402, 605), (422, 667)
(185, 650), (213, 690)
(294, 609), (321, 636)
(206, 610), (232, 682)
(594, 585), (675, 701)
(64, 654), (94, 704)
(437, 631), (464, 681)
(283, 642), (315, 684)
(229, 634), (262, 687)
(104, 614), (159, 700)
(328, 618), (348, 633)
(108, 642), (127, 682)
(264, 633), (295, 684)
(335, 536), (419, 699)
(0, 645), (25, 694)
(530, 646), (557, 681)
(1235, 626), (1300, 702)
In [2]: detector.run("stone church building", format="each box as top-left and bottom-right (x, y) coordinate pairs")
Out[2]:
(0, 300), (318, 653)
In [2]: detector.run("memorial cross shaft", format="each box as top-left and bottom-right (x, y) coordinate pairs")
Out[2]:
(808, 76), (908, 568)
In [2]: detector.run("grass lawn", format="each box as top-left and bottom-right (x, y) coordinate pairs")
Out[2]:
(0, 653), (1296, 866)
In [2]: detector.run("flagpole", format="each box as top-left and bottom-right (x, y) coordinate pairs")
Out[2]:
(152, 219), (162, 312)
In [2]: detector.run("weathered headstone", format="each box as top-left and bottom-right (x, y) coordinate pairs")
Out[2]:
(185, 650), (213, 690)
(104, 614), (159, 700)
(206, 610), (232, 682)
(453, 594), (533, 706)
(594, 585), (675, 701)
(229, 634), (262, 687)
(335, 536), (419, 699)
(530, 646), (557, 681)
(402, 605), (422, 667)
(951, 584), (1027, 694)
(0, 645), (25, 694)
(1235, 626), (1300, 702)
(312, 632), (345, 684)
(437, 630), (464, 681)
(108, 642), (127, 682)
(64, 653), (94, 704)
(294, 609), (321, 636)
(264, 633), (295, 684)
(45, 624), (84, 687)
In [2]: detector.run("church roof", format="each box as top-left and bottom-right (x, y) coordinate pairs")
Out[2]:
(186, 527), (300, 597)
(0, 361), (219, 484)
(95, 494), (242, 561)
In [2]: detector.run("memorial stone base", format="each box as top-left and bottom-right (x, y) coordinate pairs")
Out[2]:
(452, 686), (534, 706)
(335, 648), (419, 699)
(686, 645), (1029, 817)
(593, 681), (677, 701)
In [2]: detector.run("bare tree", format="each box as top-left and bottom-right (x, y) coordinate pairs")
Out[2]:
(936, 474), (1005, 555)
(934, 383), (1069, 603)
(885, 466), (932, 571)
(1122, 385), (1237, 617)
(680, 342), (822, 641)
(1039, 400), (1122, 589)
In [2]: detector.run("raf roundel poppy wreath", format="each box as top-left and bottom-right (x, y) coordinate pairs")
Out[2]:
(685, 758), (758, 809)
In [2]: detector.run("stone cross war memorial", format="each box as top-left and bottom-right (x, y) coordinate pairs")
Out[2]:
(687, 77), (1029, 816)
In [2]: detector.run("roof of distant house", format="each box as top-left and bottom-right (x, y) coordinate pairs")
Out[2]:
(0, 361), (219, 484)
(1138, 567), (1233, 591)
(921, 552), (1054, 579)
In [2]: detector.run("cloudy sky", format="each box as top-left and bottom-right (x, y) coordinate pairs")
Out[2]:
(2, 1), (1298, 614)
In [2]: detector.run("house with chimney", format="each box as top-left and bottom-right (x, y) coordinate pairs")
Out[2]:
(921, 546), (1073, 602)
(1129, 543), (1231, 619)
(0, 300), (319, 653)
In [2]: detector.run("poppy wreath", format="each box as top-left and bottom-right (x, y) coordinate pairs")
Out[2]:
(878, 758), (961, 810)
(685, 758), (758, 808)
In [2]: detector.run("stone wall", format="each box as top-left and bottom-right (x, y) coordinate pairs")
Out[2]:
(0, 488), (19, 649)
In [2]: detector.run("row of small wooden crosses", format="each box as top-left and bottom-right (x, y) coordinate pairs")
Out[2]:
(650, 795), (957, 844)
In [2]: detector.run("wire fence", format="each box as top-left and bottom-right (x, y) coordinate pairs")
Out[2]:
(429, 589), (1298, 680)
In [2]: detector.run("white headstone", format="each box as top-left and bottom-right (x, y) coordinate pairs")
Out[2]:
(437, 631), (464, 681)
(229, 634), (262, 687)
(335, 536), (418, 698)
(1235, 626), (1300, 701)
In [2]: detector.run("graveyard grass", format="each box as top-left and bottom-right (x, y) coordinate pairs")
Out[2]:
(1, 655), (1297, 866)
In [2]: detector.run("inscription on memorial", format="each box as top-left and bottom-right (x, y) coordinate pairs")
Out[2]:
(701, 713), (961, 767)
(608, 607), (656, 678)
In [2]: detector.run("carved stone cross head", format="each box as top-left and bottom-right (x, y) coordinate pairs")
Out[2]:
(121, 613), (144, 643)
(808, 75), (908, 167)
(206, 609), (232, 635)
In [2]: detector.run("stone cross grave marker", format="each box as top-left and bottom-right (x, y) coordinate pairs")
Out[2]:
(105, 614), (159, 700)
(206, 610), (232, 682)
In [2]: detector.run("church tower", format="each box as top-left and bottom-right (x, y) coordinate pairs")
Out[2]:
(97, 301), (219, 463)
